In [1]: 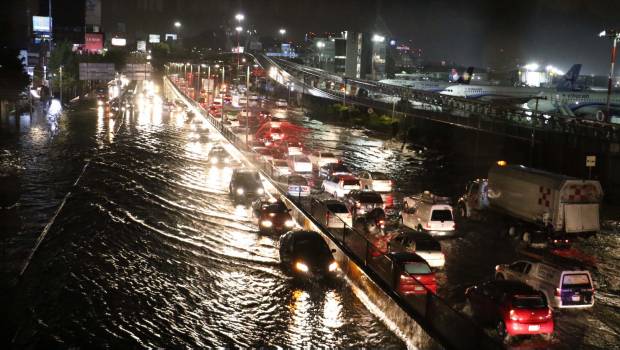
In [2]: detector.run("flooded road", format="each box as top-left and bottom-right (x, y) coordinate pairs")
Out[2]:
(1, 94), (404, 348)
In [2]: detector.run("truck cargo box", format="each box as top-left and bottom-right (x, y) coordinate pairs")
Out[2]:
(487, 164), (602, 234)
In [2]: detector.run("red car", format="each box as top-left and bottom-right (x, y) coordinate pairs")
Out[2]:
(252, 198), (295, 234)
(390, 252), (436, 295)
(465, 280), (553, 341)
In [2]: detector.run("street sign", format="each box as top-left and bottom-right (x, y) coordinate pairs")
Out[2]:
(79, 63), (115, 80)
(586, 155), (596, 167)
(122, 63), (152, 80)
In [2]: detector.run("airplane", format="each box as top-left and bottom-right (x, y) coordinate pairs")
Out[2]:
(526, 88), (620, 120)
(378, 67), (475, 92)
(439, 64), (583, 105)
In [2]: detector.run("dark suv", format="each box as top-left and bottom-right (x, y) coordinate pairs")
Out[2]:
(229, 169), (265, 202)
(343, 190), (384, 217)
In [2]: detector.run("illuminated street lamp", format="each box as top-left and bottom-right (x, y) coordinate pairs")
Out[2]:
(279, 28), (286, 42)
(371, 34), (385, 42)
(599, 29), (620, 121)
(235, 13), (245, 68)
(174, 21), (181, 28)
(235, 13), (245, 22)
(316, 41), (325, 67)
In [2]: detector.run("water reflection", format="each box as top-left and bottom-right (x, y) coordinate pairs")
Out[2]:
(289, 289), (312, 346)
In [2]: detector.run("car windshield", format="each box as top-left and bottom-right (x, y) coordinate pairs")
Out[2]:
(275, 160), (288, 167)
(562, 274), (592, 288)
(237, 173), (260, 184)
(413, 239), (441, 251)
(512, 295), (547, 309)
(265, 203), (288, 213)
(326, 203), (348, 213)
(403, 262), (431, 274)
(358, 192), (383, 203)
(371, 172), (389, 180)
(329, 164), (349, 172)
(295, 156), (310, 162)
(289, 176), (307, 185)
(431, 209), (453, 221)
(296, 238), (330, 255)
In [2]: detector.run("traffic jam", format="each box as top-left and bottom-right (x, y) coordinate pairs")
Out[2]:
(166, 70), (607, 347)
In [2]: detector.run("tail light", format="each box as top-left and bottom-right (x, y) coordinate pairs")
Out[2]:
(509, 309), (519, 321)
(554, 288), (561, 297)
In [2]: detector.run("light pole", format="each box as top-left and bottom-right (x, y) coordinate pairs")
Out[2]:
(245, 64), (250, 146)
(279, 28), (286, 43)
(599, 29), (620, 122)
(316, 41), (325, 69)
(235, 13), (244, 68)
(59, 66), (63, 103)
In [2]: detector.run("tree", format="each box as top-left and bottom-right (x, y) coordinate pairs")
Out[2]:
(48, 41), (79, 101)
(0, 46), (30, 116)
(150, 43), (170, 72)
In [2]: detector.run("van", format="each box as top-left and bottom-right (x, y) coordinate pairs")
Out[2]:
(495, 260), (595, 309)
(401, 191), (456, 236)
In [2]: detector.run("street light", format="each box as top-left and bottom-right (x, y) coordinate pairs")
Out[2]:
(235, 14), (244, 68)
(599, 29), (620, 121)
(235, 13), (245, 22)
(279, 28), (286, 42)
(316, 41), (325, 68)
(371, 34), (385, 42)
(174, 21), (181, 28)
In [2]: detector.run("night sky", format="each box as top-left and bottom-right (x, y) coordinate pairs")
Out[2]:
(223, 0), (620, 74)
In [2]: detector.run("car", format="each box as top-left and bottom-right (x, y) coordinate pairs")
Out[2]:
(357, 171), (394, 192)
(390, 252), (437, 295)
(229, 169), (265, 202)
(495, 260), (595, 309)
(322, 174), (360, 198)
(318, 200), (353, 228)
(275, 99), (288, 108)
(287, 155), (312, 173)
(224, 95), (232, 104)
(279, 230), (339, 279)
(388, 230), (445, 268)
(259, 110), (272, 121)
(252, 146), (281, 163)
(309, 151), (339, 169)
(207, 145), (233, 165)
(283, 141), (304, 156)
(401, 191), (456, 236)
(270, 159), (291, 177)
(251, 198), (296, 234)
(285, 174), (311, 197)
(343, 190), (384, 217)
(353, 207), (387, 238)
(319, 163), (352, 178)
(238, 96), (248, 105)
(465, 280), (554, 341)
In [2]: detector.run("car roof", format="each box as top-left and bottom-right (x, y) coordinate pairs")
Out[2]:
(389, 252), (428, 264)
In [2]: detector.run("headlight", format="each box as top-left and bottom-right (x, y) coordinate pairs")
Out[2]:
(295, 261), (309, 273)
(329, 261), (338, 272)
(257, 188), (265, 195)
(97, 100), (103, 106)
(260, 220), (273, 227)
(285, 220), (295, 228)
(211, 158), (218, 164)
(236, 188), (244, 195)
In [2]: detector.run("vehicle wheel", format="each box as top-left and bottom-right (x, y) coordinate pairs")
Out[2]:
(495, 274), (504, 280)
(497, 321), (510, 342)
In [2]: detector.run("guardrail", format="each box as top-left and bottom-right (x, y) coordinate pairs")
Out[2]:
(164, 74), (501, 350)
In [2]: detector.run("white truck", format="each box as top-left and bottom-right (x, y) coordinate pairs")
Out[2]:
(458, 163), (603, 239)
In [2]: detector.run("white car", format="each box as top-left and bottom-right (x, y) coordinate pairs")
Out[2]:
(321, 200), (353, 228)
(286, 174), (311, 197)
(238, 97), (248, 105)
(270, 159), (291, 177)
(401, 191), (455, 236)
(275, 99), (288, 108)
(358, 171), (394, 192)
(287, 155), (312, 173)
(322, 174), (360, 198)
(309, 151), (339, 169)
(388, 230), (445, 268)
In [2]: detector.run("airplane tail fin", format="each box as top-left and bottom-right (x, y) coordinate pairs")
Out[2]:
(457, 67), (475, 84)
(448, 68), (459, 83)
(556, 64), (582, 91)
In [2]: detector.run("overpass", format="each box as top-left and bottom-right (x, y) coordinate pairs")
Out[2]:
(255, 54), (620, 144)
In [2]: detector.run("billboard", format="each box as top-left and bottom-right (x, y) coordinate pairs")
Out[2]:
(85, 33), (104, 53)
(137, 40), (147, 52)
(79, 63), (115, 80)
(111, 37), (127, 46)
(32, 16), (51, 33)
(85, 0), (102, 26)
(165, 33), (177, 41)
(149, 34), (160, 43)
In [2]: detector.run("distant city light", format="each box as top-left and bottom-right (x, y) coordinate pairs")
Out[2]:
(316, 41), (325, 48)
(235, 13), (245, 22)
(372, 34), (385, 42)
(524, 62), (539, 71)
(235, 26), (243, 32)
(389, 39), (396, 46)
(174, 21), (181, 28)
(279, 28), (286, 35)
(545, 65), (564, 75)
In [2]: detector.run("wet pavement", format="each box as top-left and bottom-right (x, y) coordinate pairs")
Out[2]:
(0, 94), (404, 348)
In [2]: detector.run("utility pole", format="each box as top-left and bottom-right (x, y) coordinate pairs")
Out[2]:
(600, 29), (620, 122)
(59, 66), (63, 104)
(245, 65), (250, 146)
